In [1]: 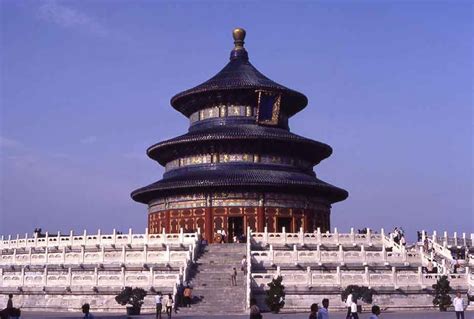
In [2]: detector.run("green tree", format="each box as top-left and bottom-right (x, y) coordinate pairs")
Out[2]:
(265, 276), (285, 313)
(432, 276), (452, 311)
(115, 287), (147, 310)
(341, 285), (374, 304)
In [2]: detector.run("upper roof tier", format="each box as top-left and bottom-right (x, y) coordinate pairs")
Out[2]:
(170, 28), (308, 117)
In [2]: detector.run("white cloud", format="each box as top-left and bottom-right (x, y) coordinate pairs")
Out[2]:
(37, 1), (108, 36)
(80, 135), (98, 144)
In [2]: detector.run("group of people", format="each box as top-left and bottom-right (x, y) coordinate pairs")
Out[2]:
(154, 285), (193, 318)
(310, 298), (380, 319)
(392, 227), (406, 246)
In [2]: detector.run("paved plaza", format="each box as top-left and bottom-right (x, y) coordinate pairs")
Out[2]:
(18, 311), (474, 319)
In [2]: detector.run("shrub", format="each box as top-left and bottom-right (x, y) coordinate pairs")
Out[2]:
(115, 286), (147, 309)
(265, 276), (285, 313)
(341, 285), (374, 304)
(432, 276), (452, 311)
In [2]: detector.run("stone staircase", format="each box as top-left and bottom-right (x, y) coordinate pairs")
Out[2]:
(178, 243), (247, 315)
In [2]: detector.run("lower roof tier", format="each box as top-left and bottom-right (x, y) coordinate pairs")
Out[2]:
(131, 166), (348, 205)
(147, 124), (333, 166)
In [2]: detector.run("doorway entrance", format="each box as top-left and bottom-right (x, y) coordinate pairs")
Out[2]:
(228, 217), (244, 243)
(277, 217), (292, 232)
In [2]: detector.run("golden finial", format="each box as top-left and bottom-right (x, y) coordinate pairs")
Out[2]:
(232, 28), (246, 50)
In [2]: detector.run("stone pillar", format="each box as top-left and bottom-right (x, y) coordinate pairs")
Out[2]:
(257, 194), (265, 232)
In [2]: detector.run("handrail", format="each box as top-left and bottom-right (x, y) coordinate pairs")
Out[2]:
(246, 226), (252, 310)
(0, 229), (200, 251)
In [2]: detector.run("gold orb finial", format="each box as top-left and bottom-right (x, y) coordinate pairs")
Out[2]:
(232, 27), (246, 50)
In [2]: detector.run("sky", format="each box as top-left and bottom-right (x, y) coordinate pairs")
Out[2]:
(0, 0), (472, 240)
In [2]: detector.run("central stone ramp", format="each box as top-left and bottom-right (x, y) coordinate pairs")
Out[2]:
(180, 243), (246, 315)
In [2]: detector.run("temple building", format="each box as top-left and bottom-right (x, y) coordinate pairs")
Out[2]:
(131, 28), (348, 242)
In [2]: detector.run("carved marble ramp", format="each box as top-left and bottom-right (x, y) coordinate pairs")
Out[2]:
(178, 243), (247, 315)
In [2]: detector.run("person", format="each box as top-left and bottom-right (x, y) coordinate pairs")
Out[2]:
(165, 294), (173, 318)
(423, 237), (429, 252)
(155, 291), (163, 319)
(350, 299), (359, 319)
(183, 285), (192, 307)
(317, 298), (329, 319)
(427, 261), (434, 273)
(400, 235), (406, 247)
(345, 291), (353, 319)
(81, 303), (95, 319)
(241, 255), (247, 274)
(221, 229), (227, 243)
(309, 303), (318, 319)
(453, 291), (465, 319)
(6, 294), (12, 310)
(249, 298), (262, 319)
(369, 305), (381, 319)
(176, 284), (184, 308)
(231, 267), (237, 286)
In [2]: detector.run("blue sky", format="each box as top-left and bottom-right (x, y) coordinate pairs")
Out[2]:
(0, 1), (472, 239)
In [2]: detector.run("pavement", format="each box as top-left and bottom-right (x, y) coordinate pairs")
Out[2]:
(18, 310), (474, 319)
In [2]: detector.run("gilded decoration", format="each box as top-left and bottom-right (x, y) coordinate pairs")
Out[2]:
(256, 90), (281, 126)
(165, 152), (311, 172)
(189, 105), (256, 124)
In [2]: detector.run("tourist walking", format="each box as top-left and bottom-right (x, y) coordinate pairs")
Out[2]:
(81, 303), (95, 319)
(241, 255), (247, 274)
(350, 299), (359, 319)
(369, 305), (381, 319)
(453, 292), (465, 319)
(155, 291), (163, 319)
(345, 290), (353, 319)
(183, 285), (192, 307)
(231, 267), (238, 286)
(317, 298), (329, 319)
(165, 293), (173, 318)
(309, 303), (318, 319)
(249, 298), (262, 319)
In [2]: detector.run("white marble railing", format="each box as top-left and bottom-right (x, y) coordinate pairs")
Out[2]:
(0, 266), (180, 290)
(421, 231), (474, 248)
(251, 245), (421, 266)
(251, 228), (386, 247)
(0, 229), (200, 251)
(0, 245), (195, 267)
(251, 267), (471, 290)
(246, 227), (252, 310)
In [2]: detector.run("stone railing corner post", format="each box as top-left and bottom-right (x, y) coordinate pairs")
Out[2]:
(299, 227), (304, 246)
(392, 266), (397, 289)
(179, 228), (184, 245)
(336, 266), (341, 285)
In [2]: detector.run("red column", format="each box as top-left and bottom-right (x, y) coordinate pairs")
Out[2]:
(205, 207), (213, 242)
(165, 210), (171, 233)
(257, 207), (264, 232)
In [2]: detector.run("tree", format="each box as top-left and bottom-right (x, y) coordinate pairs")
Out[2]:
(341, 285), (374, 304)
(432, 276), (452, 311)
(115, 287), (147, 314)
(265, 276), (285, 313)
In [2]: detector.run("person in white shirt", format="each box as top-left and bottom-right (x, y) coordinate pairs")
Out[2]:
(351, 300), (359, 319)
(453, 292), (465, 319)
(155, 292), (163, 319)
(345, 292), (353, 319)
(350, 300), (359, 319)
(369, 305), (381, 319)
(317, 298), (329, 319)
